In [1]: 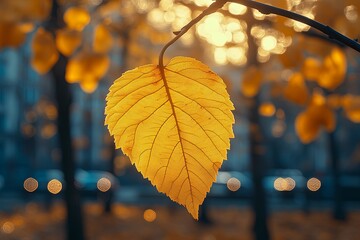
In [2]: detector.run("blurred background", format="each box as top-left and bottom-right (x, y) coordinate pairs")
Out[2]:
(1, 0), (360, 239)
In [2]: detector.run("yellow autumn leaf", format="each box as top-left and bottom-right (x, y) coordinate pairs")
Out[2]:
(31, 27), (59, 74)
(93, 23), (113, 54)
(56, 28), (82, 56)
(63, 6), (90, 31)
(66, 51), (110, 93)
(295, 93), (335, 143)
(105, 57), (234, 219)
(342, 94), (360, 123)
(302, 48), (346, 90)
(283, 72), (309, 105)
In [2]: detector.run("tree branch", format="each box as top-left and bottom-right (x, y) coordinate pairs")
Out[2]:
(159, 0), (360, 66)
(229, 0), (360, 52)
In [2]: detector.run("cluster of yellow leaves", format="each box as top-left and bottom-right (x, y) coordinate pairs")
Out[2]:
(302, 48), (347, 90)
(27, 5), (113, 93)
(105, 57), (234, 219)
(66, 51), (110, 93)
(0, 0), (52, 48)
(295, 93), (335, 144)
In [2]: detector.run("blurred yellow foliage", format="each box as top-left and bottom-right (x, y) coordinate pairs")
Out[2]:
(66, 51), (110, 93)
(241, 66), (263, 97)
(64, 6), (91, 31)
(0, 0), (52, 23)
(31, 28), (59, 74)
(302, 48), (346, 90)
(284, 72), (309, 105)
(93, 24), (113, 53)
(342, 94), (360, 123)
(295, 93), (335, 143)
(56, 28), (82, 56)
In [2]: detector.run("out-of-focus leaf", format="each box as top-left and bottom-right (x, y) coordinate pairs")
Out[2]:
(64, 7), (90, 31)
(93, 23), (113, 54)
(302, 57), (322, 80)
(295, 93), (335, 143)
(105, 57), (234, 219)
(56, 28), (82, 56)
(0, 0), (52, 23)
(303, 48), (347, 90)
(31, 27), (59, 74)
(66, 51), (110, 93)
(342, 94), (360, 123)
(0, 22), (26, 48)
(284, 72), (309, 105)
(241, 66), (262, 97)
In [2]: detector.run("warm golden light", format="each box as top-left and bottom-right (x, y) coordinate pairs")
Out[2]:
(214, 47), (228, 65)
(307, 177), (321, 191)
(261, 35), (277, 51)
(344, 5), (358, 22)
(228, 3), (247, 15)
(97, 177), (111, 192)
(24, 177), (38, 192)
(47, 179), (62, 194)
(227, 177), (241, 191)
(143, 209), (157, 222)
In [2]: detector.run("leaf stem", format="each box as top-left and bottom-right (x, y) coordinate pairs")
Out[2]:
(159, 0), (360, 65)
(158, 0), (226, 68)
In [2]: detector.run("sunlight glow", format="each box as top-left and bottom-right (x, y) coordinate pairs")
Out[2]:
(261, 35), (277, 51)
(214, 47), (228, 65)
(228, 3), (247, 15)
(344, 5), (358, 22)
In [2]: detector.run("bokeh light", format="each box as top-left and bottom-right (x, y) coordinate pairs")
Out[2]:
(47, 179), (62, 194)
(143, 209), (157, 222)
(274, 177), (296, 191)
(307, 177), (321, 191)
(97, 177), (112, 192)
(23, 178), (38, 193)
(2, 221), (15, 234)
(227, 177), (241, 192)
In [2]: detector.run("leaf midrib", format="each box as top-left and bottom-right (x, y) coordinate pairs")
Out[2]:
(160, 65), (195, 211)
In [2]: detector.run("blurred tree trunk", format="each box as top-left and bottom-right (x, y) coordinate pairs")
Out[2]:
(52, 54), (85, 240)
(245, 12), (270, 240)
(328, 130), (346, 220)
(49, 1), (85, 239)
